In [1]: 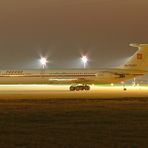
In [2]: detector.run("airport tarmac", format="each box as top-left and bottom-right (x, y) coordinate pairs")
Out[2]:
(0, 84), (147, 99)
(0, 85), (147, 147)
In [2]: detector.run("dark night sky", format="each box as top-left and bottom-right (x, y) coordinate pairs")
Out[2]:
(0, 0), (148, 69)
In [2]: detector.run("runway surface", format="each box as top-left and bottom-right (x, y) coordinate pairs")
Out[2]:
(0, 85), (147, 147)
(0, 84), (147, 99)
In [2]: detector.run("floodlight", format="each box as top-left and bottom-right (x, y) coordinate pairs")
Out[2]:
(40, 57), (48, 69)
(81, 56), (88, 68)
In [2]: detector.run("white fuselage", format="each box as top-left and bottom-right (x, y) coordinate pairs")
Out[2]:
(0, 69), (145, 84)
(0, 43), (147, 85)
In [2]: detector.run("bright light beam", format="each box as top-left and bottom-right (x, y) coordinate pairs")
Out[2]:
(40, 57), (48, 69)
(81, 56), (88, 69)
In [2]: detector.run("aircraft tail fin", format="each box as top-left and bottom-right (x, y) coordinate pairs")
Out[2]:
(121, 43), (148, 71)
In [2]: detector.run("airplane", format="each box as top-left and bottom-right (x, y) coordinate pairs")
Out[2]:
(0, 43), (147, 91)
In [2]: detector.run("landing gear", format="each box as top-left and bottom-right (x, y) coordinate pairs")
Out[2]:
(69, 86), (76, 91)
(69, 85), (90, 91)
(123, 88), (127, 91)
(121, 81), (127, 91)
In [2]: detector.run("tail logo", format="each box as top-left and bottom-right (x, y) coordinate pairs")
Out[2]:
(137, 53), (143, 60)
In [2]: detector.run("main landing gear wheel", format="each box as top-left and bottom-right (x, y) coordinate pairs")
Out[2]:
(69, 85), (90, 91)
(70, 86), (76, 91)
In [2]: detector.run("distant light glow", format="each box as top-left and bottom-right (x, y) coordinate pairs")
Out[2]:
(81, 56), (88, 69)
(111, 83), (114, 86)
(82, 56), (88, 64)
(40, 57), (48, 69)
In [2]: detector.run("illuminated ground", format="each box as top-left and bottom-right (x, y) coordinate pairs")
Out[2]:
(0, 85), (147, 147)
(0, 84), (147, 99)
